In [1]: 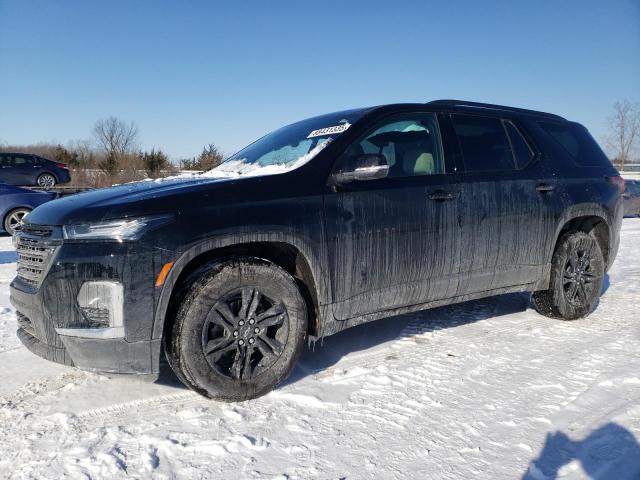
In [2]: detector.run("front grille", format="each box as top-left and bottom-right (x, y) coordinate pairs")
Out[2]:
(16, 231), (59, 288)
(20, 223), (53, 238)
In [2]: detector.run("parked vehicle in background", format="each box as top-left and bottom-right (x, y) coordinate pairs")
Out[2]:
(0, 183), (56, 235)
(0, 153), (71, 187)
(623, 179), (640, 217)
(11, 100), (624, 401)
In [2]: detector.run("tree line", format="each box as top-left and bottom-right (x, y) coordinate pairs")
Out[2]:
(0, 116), (225, 187)
(1, 100), (639, 188)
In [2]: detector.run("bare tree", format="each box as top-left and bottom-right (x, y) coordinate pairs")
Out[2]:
(92, 116), (139, 176)
(92, 116), (139, 157)
(605, 100), (640, 170)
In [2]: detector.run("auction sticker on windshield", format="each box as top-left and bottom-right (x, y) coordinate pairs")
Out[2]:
(307, 123), (350, 138)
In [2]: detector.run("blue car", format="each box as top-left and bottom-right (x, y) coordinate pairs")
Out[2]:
(0, 183), (56, 234)
(623, 179), (640, 217)
(0, 152), (71, 187)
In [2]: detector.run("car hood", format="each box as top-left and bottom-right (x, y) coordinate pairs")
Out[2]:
(26, 174), (259, 226)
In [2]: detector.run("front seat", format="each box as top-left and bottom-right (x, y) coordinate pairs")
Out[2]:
(402, 148), (434, 176)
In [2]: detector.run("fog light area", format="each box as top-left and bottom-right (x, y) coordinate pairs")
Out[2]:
(78, 281), (123, 328)
(56, 281), (125, 339)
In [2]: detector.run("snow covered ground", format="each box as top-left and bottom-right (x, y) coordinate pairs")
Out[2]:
(1, 220), (639, 480)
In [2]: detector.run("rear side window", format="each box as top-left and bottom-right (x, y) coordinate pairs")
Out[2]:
(452, 114), (515, 172)
(504, 121), (534, 169)
(13, 155), (33, 165)
(539, 122), (611, 167)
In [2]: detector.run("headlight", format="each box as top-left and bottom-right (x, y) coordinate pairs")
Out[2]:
(63, 215), (171, 241)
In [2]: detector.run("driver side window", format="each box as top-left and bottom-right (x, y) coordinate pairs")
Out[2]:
(345, 113), (444, 178)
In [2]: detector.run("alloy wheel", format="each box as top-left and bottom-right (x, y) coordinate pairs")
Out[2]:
(37, 174), (56, 188)
(5, 209), (30, 235)
(202, 287), (289, 380)
(562, 248), (598, 307)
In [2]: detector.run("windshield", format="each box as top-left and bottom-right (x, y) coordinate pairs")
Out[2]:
(206, 108), (368, 177)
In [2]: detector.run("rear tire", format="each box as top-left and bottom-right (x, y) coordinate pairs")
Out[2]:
(165, 257), (307, 401)
(3, 208), (30, 235)
(36, 173), (56, 188)
(532, 231), (604, 320)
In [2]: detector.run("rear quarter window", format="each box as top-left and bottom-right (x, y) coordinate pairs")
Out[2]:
(539, 121), (611, 167)
(504, 121), (535, 169)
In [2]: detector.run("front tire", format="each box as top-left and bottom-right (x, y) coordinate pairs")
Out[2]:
(166, 258), (308, 401)
(532, 231), (605, 320)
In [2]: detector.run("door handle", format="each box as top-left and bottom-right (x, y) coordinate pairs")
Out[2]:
(428, 190), (457, 201)
(535, 183), (555, 193)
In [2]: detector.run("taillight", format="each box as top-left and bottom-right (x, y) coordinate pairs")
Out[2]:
(606, 175), (625, 194)
(56, 163), (68, 169)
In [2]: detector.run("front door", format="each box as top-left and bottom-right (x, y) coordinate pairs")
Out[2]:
(324, 112), (463, 320)
(0, 154), (15, 183)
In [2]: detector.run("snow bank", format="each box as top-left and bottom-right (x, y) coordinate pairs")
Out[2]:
(0, 220), (639, 479)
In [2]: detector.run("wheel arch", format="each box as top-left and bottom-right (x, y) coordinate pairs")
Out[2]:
(153, 236), (327, 345)
(549, 205), (612, 268)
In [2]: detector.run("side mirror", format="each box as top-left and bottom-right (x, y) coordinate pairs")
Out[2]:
(332, 153), (389, 184)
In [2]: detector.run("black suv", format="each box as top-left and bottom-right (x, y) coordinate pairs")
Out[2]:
(0, 152), (71, 187)
(11, 100), (624, 400)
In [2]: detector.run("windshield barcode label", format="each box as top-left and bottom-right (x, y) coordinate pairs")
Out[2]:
(307, 123), (351, 138)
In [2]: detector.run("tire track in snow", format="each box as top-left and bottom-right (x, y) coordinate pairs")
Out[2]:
(76, 391), (198, 420)
(61, 298), (506, 426)
(2, 297), (499, 446)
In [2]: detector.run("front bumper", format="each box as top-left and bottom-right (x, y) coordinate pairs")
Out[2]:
(11, 282), (162, 374)
(10, 230), (170, 374)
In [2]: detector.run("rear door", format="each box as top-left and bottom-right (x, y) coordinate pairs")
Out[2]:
(10, 154), (37, 185)
(447, 113), (561, 294)
(30, 156), (46, 178)
(324, 111), (463, 320)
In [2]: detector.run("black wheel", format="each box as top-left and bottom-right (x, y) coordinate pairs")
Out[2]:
(532, 231), (604, 320)
(36, 173), (56, 188)
(3, 208), (30, 235)
(165, 257), (307, 401)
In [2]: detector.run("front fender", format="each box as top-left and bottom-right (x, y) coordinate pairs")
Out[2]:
(150, 227), (329, 340)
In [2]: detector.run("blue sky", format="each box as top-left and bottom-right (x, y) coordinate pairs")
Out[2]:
(1, 0), (638, 160)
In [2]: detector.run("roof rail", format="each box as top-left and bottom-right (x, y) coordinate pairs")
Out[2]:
(427, 99), (565, 120)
